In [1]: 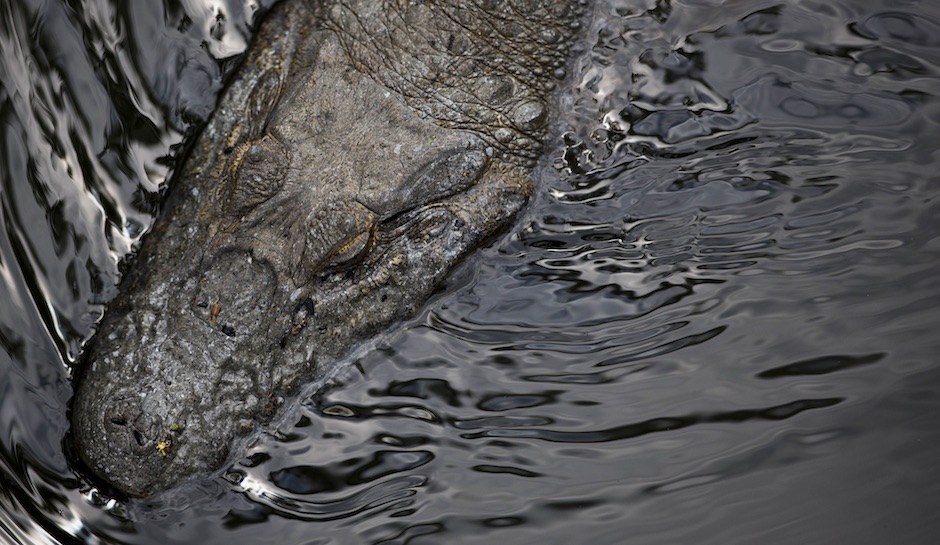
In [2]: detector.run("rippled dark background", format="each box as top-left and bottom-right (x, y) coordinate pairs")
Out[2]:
(2, 0), (940, 543)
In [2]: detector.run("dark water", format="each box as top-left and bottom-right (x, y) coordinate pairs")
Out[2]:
(2, 0), (940, 543)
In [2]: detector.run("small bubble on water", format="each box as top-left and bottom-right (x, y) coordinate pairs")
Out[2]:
(125, 220), (144, 239)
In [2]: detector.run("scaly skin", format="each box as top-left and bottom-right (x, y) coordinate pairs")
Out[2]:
(71, 0), (586, 497)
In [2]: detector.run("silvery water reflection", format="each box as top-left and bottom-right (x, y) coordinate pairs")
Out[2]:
(2, 0), (940, 543)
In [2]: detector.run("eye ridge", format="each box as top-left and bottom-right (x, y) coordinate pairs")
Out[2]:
(323, 222), (377, 271)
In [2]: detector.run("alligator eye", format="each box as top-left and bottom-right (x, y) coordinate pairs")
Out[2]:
(325, 225), (375, 270)
(224, 134), (289, 215)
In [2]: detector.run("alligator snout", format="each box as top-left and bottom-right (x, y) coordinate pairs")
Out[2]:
(72, 389), (175, 496)
(103, 397), (162, 455)
(193, 250), (277, 337)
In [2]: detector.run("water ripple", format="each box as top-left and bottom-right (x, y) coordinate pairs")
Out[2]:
(458, 398), (843, 443)
(2, 0), (940, 543)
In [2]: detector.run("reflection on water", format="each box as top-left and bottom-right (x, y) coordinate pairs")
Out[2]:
(2, 0), (940, 543)
(0, 0), (272, 542)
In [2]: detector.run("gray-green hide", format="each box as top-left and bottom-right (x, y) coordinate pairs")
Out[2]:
(72, 0), (586, 496)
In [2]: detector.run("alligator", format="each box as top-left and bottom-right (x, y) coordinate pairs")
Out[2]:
(71, 0), (586, 497)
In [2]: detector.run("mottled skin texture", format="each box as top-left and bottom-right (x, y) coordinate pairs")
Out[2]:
(72, 0), (585, 497)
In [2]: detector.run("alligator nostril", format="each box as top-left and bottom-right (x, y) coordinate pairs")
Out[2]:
(133, 429), (145, 447)
(110, 415), (128, 426)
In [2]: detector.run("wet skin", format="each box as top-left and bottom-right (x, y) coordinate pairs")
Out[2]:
(71, 0), (586, 496)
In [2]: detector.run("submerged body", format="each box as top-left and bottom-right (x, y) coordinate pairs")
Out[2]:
(72, 0), (585, 496)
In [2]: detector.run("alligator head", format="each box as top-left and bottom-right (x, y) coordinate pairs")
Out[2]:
(71, 0), (586, 496)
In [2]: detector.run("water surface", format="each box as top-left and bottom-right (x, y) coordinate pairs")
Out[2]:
(1, 0), (939, 543)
